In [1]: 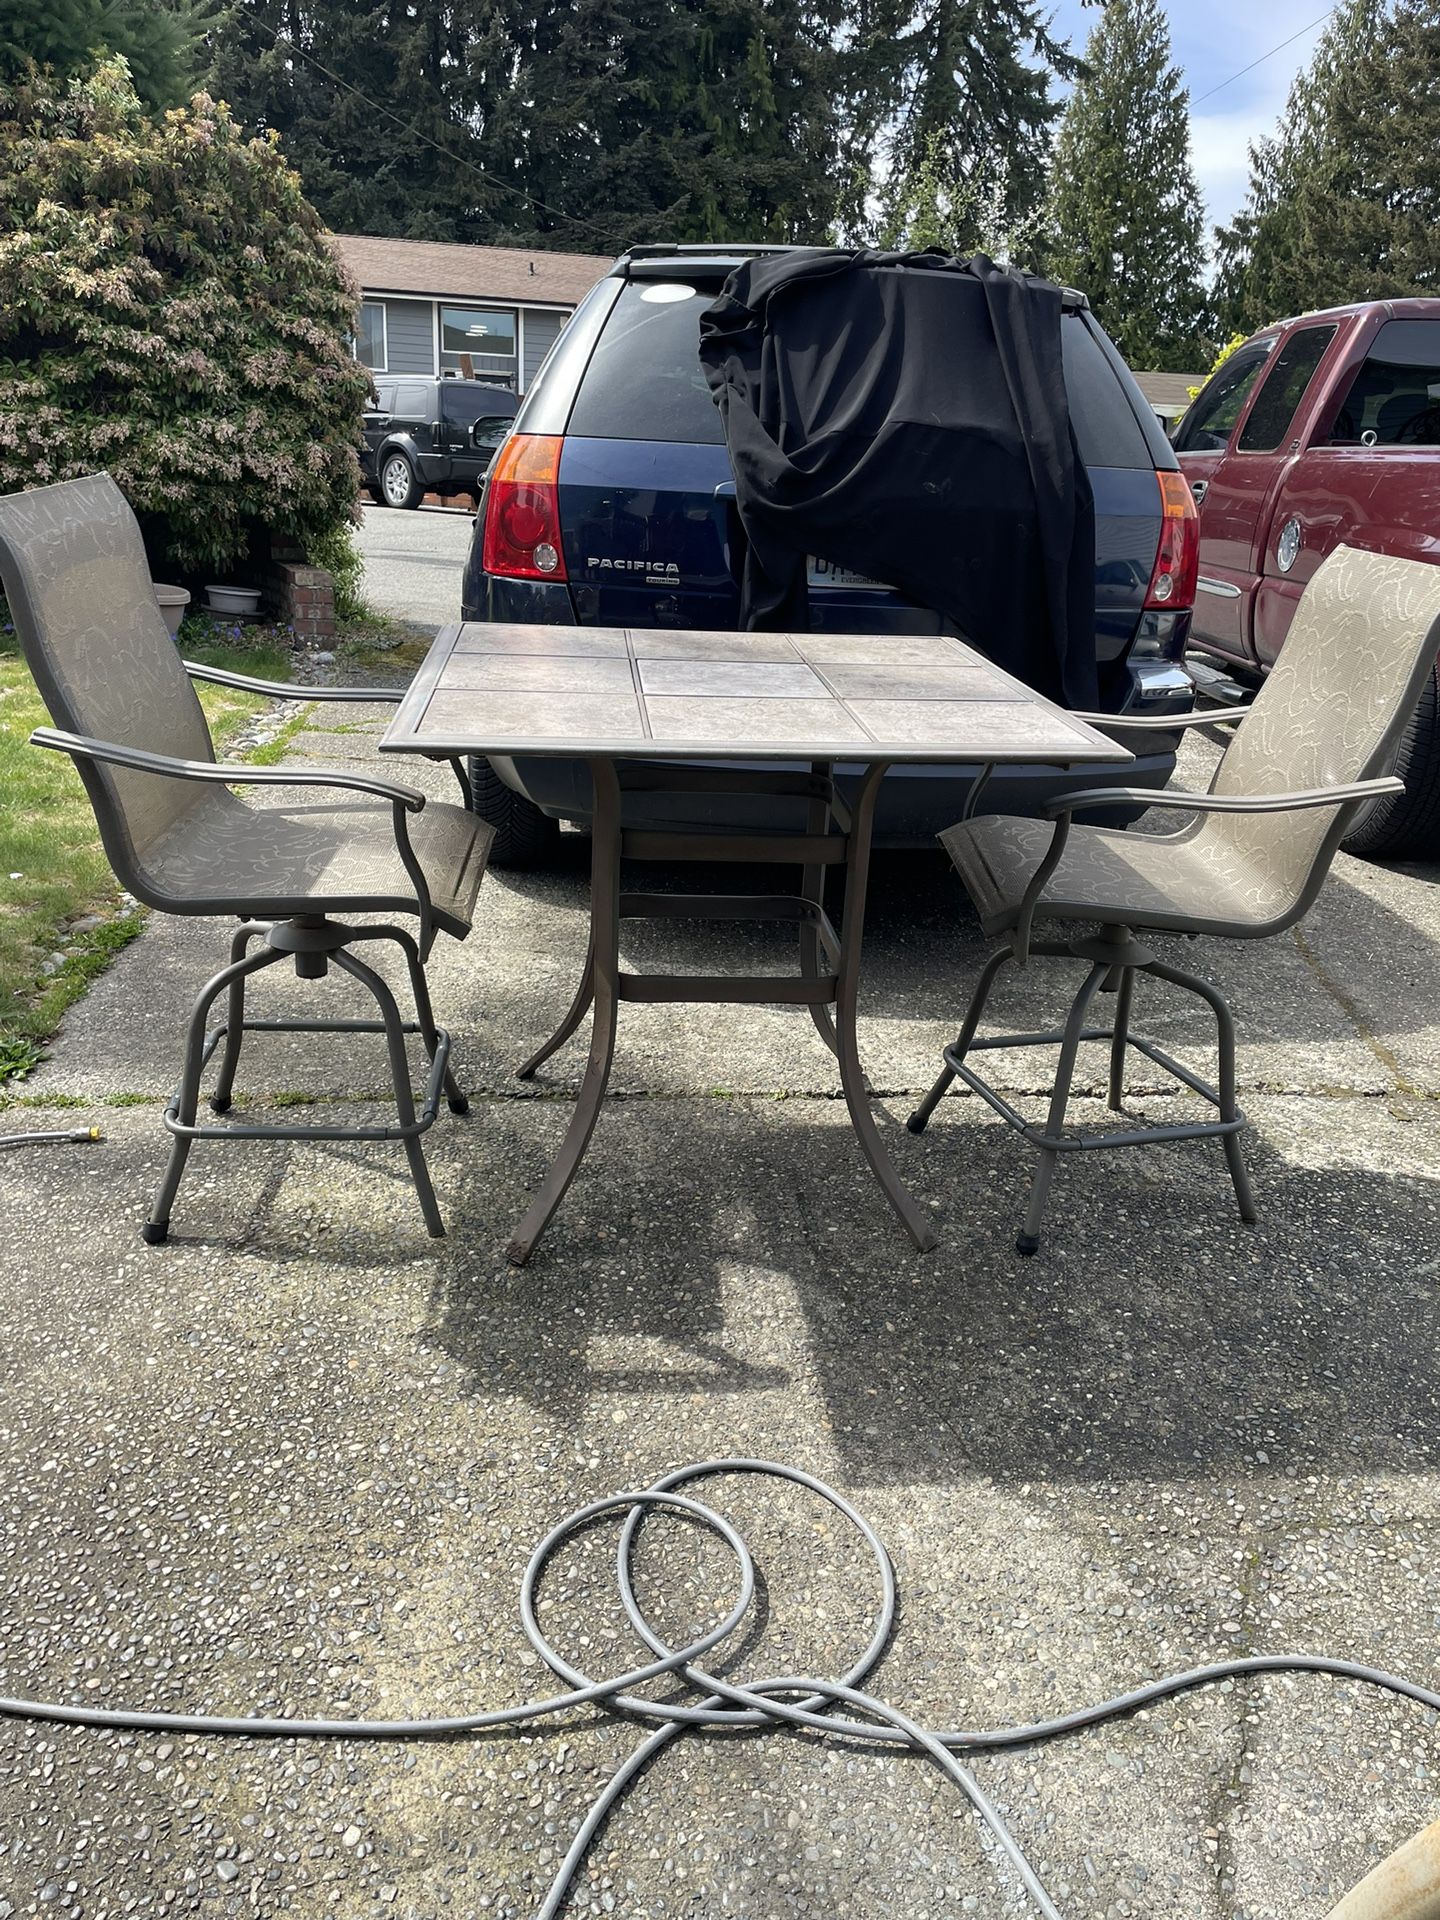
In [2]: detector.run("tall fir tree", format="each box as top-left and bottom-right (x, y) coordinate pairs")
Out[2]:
(1043, 0), (1208, 370)
(852, 0), (1080, 254)
(2, 0), (200, 108)
(1208, 0), (1440, 333)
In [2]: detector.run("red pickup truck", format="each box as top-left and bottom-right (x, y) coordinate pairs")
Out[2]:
(1174, 298), (1440, 857)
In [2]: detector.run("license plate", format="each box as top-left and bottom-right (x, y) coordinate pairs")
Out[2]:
(807, 556), (889, 591)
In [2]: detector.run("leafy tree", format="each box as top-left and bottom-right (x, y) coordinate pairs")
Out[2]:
(1209, 0), (1440, 333)
(1044, 0), (1208, 370)
(0, 58), (372, 576)
(853, 0), (1080, 253)
(1, 0), (200, 110)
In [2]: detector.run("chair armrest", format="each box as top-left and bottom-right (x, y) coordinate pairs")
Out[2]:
(1041, 775), (1404, 819)
(183, 661), (402, 704)
(30, 727), (428, 811)
(1068, 705), (1253, 731)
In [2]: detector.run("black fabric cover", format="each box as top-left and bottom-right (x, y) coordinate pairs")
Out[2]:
(697, 248), (1098, 709)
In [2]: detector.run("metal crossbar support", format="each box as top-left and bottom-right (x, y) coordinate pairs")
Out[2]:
(907, 930), (1258, 1256)
(143, 916), (468, 1247)
(506, 757), (936, 1265)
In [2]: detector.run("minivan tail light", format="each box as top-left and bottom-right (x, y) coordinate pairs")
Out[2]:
(1145, 469), (1199, 610)
(481, 433), (568, 581)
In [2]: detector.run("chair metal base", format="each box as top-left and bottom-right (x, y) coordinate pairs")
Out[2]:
(908, 930), (1258, 1255)
(143, 915), (467, 1245)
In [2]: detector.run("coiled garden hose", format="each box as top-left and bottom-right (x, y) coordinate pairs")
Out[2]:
(0, 1125), (102, 1148)
(1, 1457), (1437, 1918)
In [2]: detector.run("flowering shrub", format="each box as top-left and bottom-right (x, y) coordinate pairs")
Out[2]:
(0, 59), (370, 575)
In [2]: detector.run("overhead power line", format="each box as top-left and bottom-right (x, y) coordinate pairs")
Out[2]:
(242, 14), (626, 252)
(1190, 8), (1335, 108)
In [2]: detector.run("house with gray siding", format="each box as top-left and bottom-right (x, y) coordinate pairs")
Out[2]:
(331, 234), (615, 394)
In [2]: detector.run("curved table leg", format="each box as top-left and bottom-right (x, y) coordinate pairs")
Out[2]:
(517, 929), (596, 1081)
(799, 762), (840, 1058)
(834, 761), (938, 1253)
(507, 759), (621, 1266)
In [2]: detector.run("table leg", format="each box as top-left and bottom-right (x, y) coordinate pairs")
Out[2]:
(799, 761), (840, 1058)
(506, 759), (621, 1266)
(516, 928), (595, 1080)
(834, 761), (938, 1253)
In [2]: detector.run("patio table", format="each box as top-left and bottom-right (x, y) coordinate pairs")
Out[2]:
(381, 623), (1130, 1264)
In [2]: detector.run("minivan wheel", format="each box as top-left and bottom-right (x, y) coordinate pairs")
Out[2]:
(380, 451), (422, 510)
(468, 755), (561, 868)
(1341, 658), (1440, 859)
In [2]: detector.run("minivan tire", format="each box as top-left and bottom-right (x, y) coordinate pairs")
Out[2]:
(1341, 657), (1440, 859)
(468, 755), (561, 867)
(380, 451), (422, 510)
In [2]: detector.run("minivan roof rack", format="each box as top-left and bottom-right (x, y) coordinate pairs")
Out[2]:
(619, 243), (804, 261)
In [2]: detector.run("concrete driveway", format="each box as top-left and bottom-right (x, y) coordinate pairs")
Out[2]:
(355, 502), (473, 632)
(1, 707), (1438, 1920)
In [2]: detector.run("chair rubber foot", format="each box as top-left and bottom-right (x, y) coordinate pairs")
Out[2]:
(447, 1095), (470, 1116)
(1015, 1232), (1040, 1257)
(906, 1113), (927, 1135)
(209, 1095), (231, 1114)
(141, 1221), (168, 1246)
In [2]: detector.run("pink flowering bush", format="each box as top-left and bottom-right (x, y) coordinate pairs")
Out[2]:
(0, 59), (370, 574)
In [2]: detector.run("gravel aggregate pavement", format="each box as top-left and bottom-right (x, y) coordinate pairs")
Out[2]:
(2, 704), (1439, 1919)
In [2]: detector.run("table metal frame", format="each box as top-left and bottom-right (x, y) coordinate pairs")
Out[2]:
(505, 754), (931, 1265)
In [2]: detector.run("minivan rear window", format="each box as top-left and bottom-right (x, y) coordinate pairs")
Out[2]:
(566, 284), (725, 444)
(566, 276), (1154, 467)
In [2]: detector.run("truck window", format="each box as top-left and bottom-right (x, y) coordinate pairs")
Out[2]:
(1237, 325), (1336, 451)
(1173, 341), (1274, 453)
(1330, 319), (1440, 446)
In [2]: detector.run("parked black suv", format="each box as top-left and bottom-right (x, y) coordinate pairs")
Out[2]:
(361, 377), (519, 510)
(461, 244), (1197, 865)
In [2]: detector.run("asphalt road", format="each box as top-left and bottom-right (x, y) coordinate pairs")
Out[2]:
(355, 500), (474, 632)
(2, 710), (1440, 1918)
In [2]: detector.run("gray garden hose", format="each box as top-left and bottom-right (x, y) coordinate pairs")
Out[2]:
(0, 1125), (102, 1148)
(1, 1456), (1437, 1917)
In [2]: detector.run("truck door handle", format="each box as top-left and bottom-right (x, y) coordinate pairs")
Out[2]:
(1190, 479), (1208, 504)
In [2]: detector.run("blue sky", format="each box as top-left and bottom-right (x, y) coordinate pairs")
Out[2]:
(1045, 1), (1333, 235)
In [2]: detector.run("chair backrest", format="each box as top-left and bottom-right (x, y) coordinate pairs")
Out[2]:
(0, 474), (217, 891)
(1203, 542), (1440, 928)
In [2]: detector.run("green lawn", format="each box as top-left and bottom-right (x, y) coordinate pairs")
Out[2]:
(0, 625), (302, 1085)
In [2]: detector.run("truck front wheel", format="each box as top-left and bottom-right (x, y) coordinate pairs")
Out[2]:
(467, 755), (561, 868)
(1342, 658), (1440, 859)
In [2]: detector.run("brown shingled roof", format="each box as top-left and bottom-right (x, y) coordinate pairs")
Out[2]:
(1131, 371), (1203, 416)
(332, 233), (615, 308)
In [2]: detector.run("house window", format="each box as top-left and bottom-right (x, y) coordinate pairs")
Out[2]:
(355, 301), (387, 371)
(439, 305), (517, 385)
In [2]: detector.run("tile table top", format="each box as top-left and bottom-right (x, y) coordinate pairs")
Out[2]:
(380, 624), (1130, 768)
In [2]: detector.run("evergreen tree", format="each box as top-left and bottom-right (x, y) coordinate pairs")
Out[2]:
(1, 0), (199, 109)
(1044, 0), (1208, 370)
(206, 0), (522, 243)
(1210, 0), (1424, 333)
(853, 0), (1080, 253)
(491, 0), (847, 247)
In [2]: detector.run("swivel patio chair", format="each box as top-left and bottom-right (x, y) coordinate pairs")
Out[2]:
(909, 543), (1440, 1253)
(0, 475), (493, 1243)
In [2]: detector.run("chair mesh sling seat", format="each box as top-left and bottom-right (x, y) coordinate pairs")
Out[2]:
(0, 475), (493, 1242)
(909, 544), (1440, 1253)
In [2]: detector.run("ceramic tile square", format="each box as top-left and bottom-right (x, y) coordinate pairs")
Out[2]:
(637, 659), (827, 699)
(822, 664), (1012, 701)
(420, 689), (644, 742)
(641, 696), (869, 748)
(795, 634), (968, 667)
(453, 624), (629, 659)
(439, 654), (636, 694)
(627, 630), (803, 662)
(845, 699), (1092, 753)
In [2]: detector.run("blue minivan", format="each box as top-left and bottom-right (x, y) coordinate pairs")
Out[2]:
(460, 244), (1197, 864)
